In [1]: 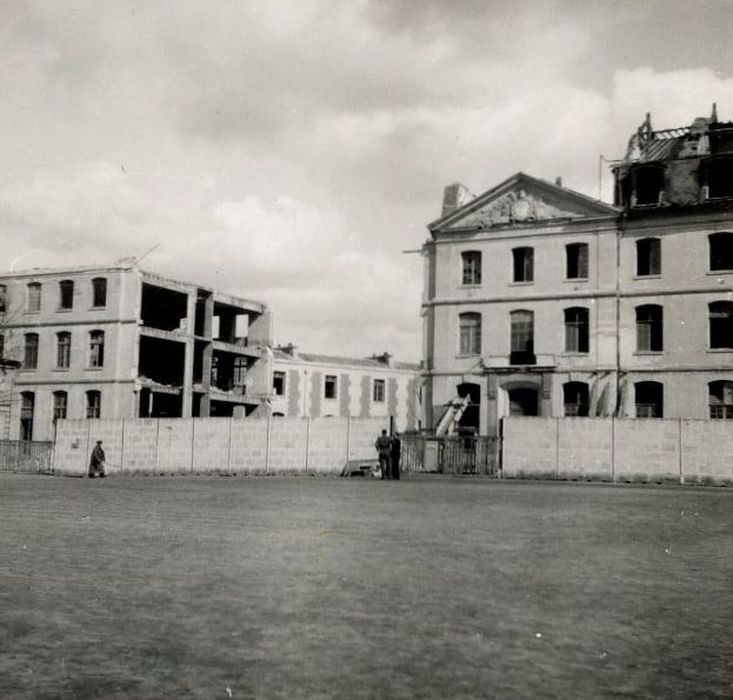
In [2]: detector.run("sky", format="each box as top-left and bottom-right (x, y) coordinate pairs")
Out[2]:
(1, 0), (732, 362)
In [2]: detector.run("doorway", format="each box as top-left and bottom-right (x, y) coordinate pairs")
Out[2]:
(508, 388), (539, 416)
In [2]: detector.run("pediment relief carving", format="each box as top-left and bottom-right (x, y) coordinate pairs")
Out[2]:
(452, 188), (584, 228)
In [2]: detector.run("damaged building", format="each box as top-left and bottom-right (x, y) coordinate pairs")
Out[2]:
(0, 264), (272, 441)
(423, 107), (733, 435)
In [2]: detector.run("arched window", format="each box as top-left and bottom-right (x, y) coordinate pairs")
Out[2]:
(709, 232), (733, 271)
(566, 243), (589, 279)
(92, 277), (107, 307)
(26, 282), (41, 312)
(461, 251), (482, 285)
(458, 312), (481, 355)
(86, 390), (101, 419)
(20, 391), (34, 440)
(563, 382), (589, 417)
(709, 381), (733, 419)
(635, 381), (663, 418)
(564, 307), (589, 353)
(53, 391), (68, 421)
(56, 332), (71, 369)
(709, 301), (733, 349)
(59, 280), (74, 310)
(636, 238), (661, 276)
(89, 330), (105, 368)
(512, 247), (534, 282)
(636, 305), (663, 352)
(23, 333), (39, 369)
(510, 310), (534, 365)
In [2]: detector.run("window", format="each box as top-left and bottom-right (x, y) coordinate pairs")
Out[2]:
(709, 301), (733, 349)
(0, 284), (6, 313)
(23, 333), (39, 369)
(273, 370), (286, 396)
(233, 357), (247, 386)
(27, 282), (41, 312)
(461, 251), (482, 285)
(92, 277), (107, 307)
(709, 233), (733, 271)
(564, 307), (589, 353)
(636, 238), (661, 276)
(510, 310), (535, 364)
(512, 247), (534, 282)
(89, 330), (104, 367)
(86, 390), (101, 419)
(56, 332), (71, 369)
(563, 382), (589, 417)
(324, 375), (337, 400)
(20, 392), (34, 440)
(566, 243), (588, 279)
(0, 333), (4, 358)
(373, 379), (385, 402)
(633, 165), (665, 205)
(707, 158), (733, 199)
(53, 391), (68, 421)
(709, 380), (733, 419)
(636, 305), (663, 352)
(458, 312), (481, 355)
(635, 381), (663, 418)
(59, 280), (74, 310)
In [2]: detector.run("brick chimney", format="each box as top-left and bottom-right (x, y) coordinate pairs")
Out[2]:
(441, 183), (474, 218)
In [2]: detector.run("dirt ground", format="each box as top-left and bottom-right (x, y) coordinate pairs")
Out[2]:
(1, 473), (731, 699)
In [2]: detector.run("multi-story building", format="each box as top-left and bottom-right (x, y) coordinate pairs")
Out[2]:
(267, 345), (421, 432)
(422, 108), (733, 435)
(0, 264), (272, 440)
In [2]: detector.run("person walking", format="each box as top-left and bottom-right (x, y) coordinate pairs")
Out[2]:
(88, 440), (106, 478)
(390, 433), (401, 480)
(375, 429), (392, 480)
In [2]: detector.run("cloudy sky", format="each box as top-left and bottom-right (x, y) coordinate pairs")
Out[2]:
(1, 1), (732, 361)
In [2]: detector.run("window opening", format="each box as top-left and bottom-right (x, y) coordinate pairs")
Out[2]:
(458, 313), (481, 355)
(709, 301), (733, 349)
(461, 251), (482, 285)
(89, 331), (105, 367)
(636, 238), (661, 276)
(512, 247), (534, 282)
(56, 332), (71, 369)
(59, 280), (74, 310)
(635, 381), (663, 418)
(564, 307), (589, 353)
(636, 305), (663, 352)
(709, 380), (733, 419)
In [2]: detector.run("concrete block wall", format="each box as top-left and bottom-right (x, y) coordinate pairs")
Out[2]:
(122, 419), (158, 473)
(502, 417), (557, 476)
(192, 418), (231, 472)
(157, 419), (194, 473)
(268, 418), (308, 474)
(502, 417), (733, 484)
(229, 419), (268, 475)
(348, 417), (389, 461)
(307, 418), (348, 474)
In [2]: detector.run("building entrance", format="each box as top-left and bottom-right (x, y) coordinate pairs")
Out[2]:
(508, 388), (539, 416)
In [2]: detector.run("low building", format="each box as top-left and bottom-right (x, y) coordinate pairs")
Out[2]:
(0, 264), (272, 440)
(267, 345), (421, 432)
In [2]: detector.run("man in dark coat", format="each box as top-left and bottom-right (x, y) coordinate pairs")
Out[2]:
(375, 429), (392, 480)
(390, 434), (401, 480)
(88, 440), (106, 478)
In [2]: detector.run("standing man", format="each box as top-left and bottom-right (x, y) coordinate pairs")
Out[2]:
(390, 433), (401, 480)
(88, 440), (106, 478)
(375, 429), (392, 480)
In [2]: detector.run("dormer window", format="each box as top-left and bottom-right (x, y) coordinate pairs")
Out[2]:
(634, 165), (665, 206)
(707, 158), (733, 199)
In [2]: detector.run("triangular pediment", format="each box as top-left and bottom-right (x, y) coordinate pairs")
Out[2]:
(430, 173), (618, 233)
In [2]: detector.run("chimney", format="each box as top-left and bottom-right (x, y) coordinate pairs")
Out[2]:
(441, 183), (474, 218)
(278, 343), (297, 356)
(555, 176), (563, 187)
(373, 352), (392, 366)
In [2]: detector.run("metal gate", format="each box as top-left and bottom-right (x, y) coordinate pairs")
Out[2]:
(0, 440), (54, 474)
(399, 434), (500, 475)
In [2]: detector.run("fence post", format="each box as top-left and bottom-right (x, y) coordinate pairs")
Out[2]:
(678, 418), (684, 485)
(555, 417), (560, 477)
(227, 416), (234, 474)
(611, 417), (616, 482)
(265, 411), (271, 475)
(346, 415), (351, 462)
(120, 418), (126, 473)
(190, 418), (195, 473)
(85, 421), (92, 476)
(155, 418), (161, 474)
(304, 416), (310, 475)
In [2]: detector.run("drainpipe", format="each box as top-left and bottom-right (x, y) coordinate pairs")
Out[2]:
(615, 211), (624, 416)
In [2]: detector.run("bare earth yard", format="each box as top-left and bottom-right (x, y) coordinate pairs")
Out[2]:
(0, 474), (731, 699)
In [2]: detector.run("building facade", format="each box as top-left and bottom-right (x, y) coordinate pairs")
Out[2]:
(266, 346), (421, 432)
(0, 264), (273, 440)
(422, 110), (733, 436)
